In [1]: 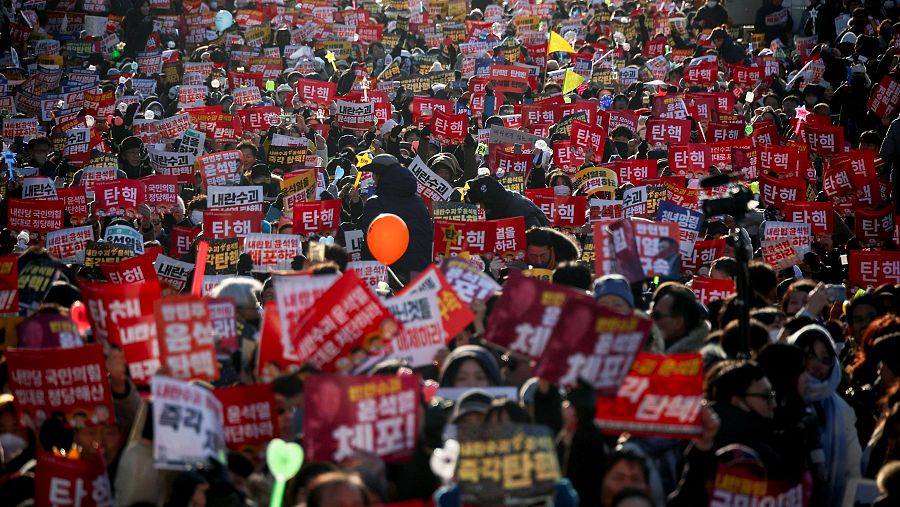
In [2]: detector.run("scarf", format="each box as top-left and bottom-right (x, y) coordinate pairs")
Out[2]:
(804, 356), (852, 507)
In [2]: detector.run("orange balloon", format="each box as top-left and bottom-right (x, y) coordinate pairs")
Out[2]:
(367, 213), (409, 265)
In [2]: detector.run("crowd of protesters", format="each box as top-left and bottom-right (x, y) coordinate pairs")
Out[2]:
(9, 0), (900, 506)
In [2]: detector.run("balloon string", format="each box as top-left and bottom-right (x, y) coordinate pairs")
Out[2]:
(269, 480), (286, 507)
(386, 266), (405, 289)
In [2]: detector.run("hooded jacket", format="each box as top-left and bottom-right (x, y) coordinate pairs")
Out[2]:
(358, 154), (433, 281)
(438, 345), (502, 387)
(465, 175), (550, 228)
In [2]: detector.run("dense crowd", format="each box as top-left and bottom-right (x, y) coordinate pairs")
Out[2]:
(8, 0), (900, 506)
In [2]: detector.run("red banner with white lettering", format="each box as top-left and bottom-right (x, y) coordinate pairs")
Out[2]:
(154, 295), (219, 381)
(8, 198), (65, 232)
(303, 374), (421, 463)
(681, 238), (725, 273)
(595, 352), (704, 439)
(868, 75), (900, 118)
(6, 344), (114, 428)
(849, 250), (900, 288)
(854, 205), (895, 247)
(570, 119), (607, 160)
(758, 174), (807, 207)
(293, 200), (342, 236)
(691, 277), (736, 306)
(215, 384), (277, 453)
(532, 195), (588, 228)
(430, 110), (467, 144)
(203, 210), (263, 239)
(35, 451), (112, 507)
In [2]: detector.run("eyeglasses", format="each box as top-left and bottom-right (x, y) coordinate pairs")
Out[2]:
(743, 391), (777, 403)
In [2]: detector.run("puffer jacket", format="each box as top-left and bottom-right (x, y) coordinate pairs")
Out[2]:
(358, 154), (433, 281)
(465, 175), (550, 228)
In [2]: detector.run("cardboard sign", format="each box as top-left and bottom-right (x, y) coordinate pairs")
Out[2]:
(93, 180), (145, 218)
(148, 148), (195, 183)
(293, 200), (342, 236)
(295, 78), (337, 105)
(17, 257), (61, 315)
(456, 423), (561, 504)
(243, 233), (302, 272)
(214, 384), (277, 453)
(110, 315), (159, 386)
(142, 175), (179, 214)
(304, 374), (420, 463)
(7, 198), (65, 232)
(156, 112), (192, 140)
(595, 352), (704, 438)
(83, 241), (134, 270)
(22, 177), (57, 199)
(761, 238), (802, 271)
(151, 375), (225, 470)
(35, 451), (112, 507)
(534, 297), (651, 395)
(692, 277), (736, 306)
(401, 265), (475, 339)
(571, 119), (607, 159)
(46, 226), (93, 264)
(440, 257), (501, 305)
(155, 295), (219, 381)
(763, 221), (812, 256)
(433, 220), (495, 260)
(155, 254), (193, 292)
(409, 155), (454, 202)
(290, 270), (399, 372)
(198, 150), (242, 187)
(6, 344), (113, 428)
(483, 271), (594, 359)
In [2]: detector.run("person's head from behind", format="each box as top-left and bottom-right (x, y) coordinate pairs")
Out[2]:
(484, 398), (530, 425)
(709, 360), (775, 420)
(593, 274), (635, 314)
(720, 319), (770, 359)
(709, 256), (737, 280)
(166, 471), (209, 507)
(600, 450), (650, 507)
(859, 130), (882, 152)
(651, 282), (702, 343)
(303, 472), (370, 507)
(748, 261), (778, 302)
(552, 261), (593, 291)
(209, 277), (263, 325)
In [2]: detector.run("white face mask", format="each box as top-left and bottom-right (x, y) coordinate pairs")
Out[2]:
(707, 0), (717, 6)
(553, 184), (571, 196)
(191, 210), (203, 224)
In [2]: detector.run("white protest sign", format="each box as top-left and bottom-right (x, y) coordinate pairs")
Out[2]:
(151, 375), (225, 470)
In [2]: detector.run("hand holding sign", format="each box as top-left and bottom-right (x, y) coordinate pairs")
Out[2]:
(267, 439), (304, 507)
(368, 213), (409, 265)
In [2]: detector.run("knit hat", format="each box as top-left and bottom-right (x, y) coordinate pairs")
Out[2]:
(593, 274), (635, 308)
(119, 136), (143, 152)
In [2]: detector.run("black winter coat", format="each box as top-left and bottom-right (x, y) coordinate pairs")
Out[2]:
(465, 175), (550, 228)
(359, 158), (433, 282)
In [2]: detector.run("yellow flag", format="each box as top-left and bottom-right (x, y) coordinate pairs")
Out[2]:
(562, 69), (585, 94)
(548, 31), (575, 54)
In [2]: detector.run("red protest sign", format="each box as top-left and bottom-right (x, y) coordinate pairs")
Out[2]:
(600, 109), (640, 134)
(198, 150), (242, 187)
(57, 187), (89, 224)
(761, 238), (802, 271)
(613, 159), (655, 185)
(488, 64), (530, 93)
(215, 384), (277, 453)
(154, 295), (219, 381)
(645, 118), (691, 147)
(431, 110), (467, 144)
(782, 201), (833, 235)
(534, 298), (652, 395)
(100, 253), (158, 284)
(758, 173), (808, 207)
(399, 265), (474, 339)
(668, 144), (711, 179)
(705, 122), (743, 143)
(691, 277), (736, 306)
(595, 352), (704, 438)
(304, 374), (420, 463)
(291, 270), (400, 373)
(571, 119), (607, 159)
(6, 343), (114, 428)
(93, 180), (146, 219)
(295, 77), (337, 105)
(805, 123), (845, 155)
(855, 205), (894, 247)
(411, 96), (452, 121)
(293, 200), (342, 236)
(109, 315), (160, 386)
(532, 195), (587, 228)
(849, 250), (900, 288)
(868, 75), (900, 118)
(522, 101), (558, 125)
(830, 150), (877, 187)
(238, 106), (282, 132)
(433, 219), (496, 261)
(141, 175), (179, 214)
(203, 210), (263, 239)
(730, 65), (764, 86)
(170, 226), (200, 257)
(681, 238), (725, 273)
(483, 271), (595, 359)
(7, 198), (64, 232)
(758, 144), (798, 177)
(80, 279), (161, 342)
(750, 119), (783, 146)
(683, 61), (717, 85)
(35, 451), (112, 507)
(0, 254), (17, 314)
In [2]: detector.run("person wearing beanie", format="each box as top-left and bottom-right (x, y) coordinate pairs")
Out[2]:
(439, 345), (502, 388)
(593, 274), (635, 313)
(117, 136), (154, 180)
